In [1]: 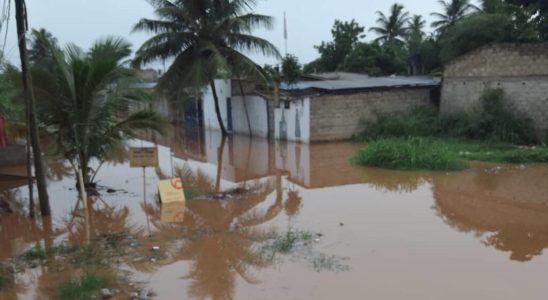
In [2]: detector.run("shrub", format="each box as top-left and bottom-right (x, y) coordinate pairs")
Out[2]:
(57, 274), (108, 300)
(351, 137), (467, 171)
(358, 89), (536, 145)
(358, 107), (442, 141)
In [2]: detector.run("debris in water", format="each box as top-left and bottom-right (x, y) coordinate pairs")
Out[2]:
(100, 288), (113, 299)
(151, 246), (160, 252)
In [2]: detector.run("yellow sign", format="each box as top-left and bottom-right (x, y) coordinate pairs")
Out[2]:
(129, 147), (158, 168)
(158, 178), (186, 203)
(161, 202), (186, 223)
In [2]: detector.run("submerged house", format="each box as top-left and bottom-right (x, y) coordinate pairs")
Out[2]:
(201, 73), (440, 143)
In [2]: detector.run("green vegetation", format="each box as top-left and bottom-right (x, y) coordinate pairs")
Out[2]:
(304, 0), (548, 76)
(354, 89), (547, 170)
(133, 0), (280, 136)
(259, 230), (315, 257)
(352, 137), (467, 171)
(281, 54), (303, 84)
(19, 244), (79, 262)
(57, 274), (108, 300)
(360, 89), (536, 144)
(31, 35), (166, 186)
(0, 263), (8, 290)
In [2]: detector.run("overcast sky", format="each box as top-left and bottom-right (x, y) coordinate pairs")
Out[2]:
(0, 0), (481, 68)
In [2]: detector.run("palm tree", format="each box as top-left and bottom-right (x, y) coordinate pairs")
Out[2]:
(31, 37), (166, 186)
(431, 0), (479, 32)
(407, 15), (426, 74)
(28, 28), (59, 66)
(133, 0), (281, 136)
(369, 3), (411, 45)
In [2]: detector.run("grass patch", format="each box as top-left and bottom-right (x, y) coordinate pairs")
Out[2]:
(57, 274), (108, 300)
(259, 230), (316, 258)
(0, 275), (5, 290)
(19, 244), (79, 262)
(352, 137), (467, 171)
(352, 137), (548, 171)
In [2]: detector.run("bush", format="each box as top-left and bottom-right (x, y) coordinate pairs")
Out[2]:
(358, 107), (441, 141)
(358, 89), (536, 145)
(351, 137), (467, 171)
(57, 274), (108, 300)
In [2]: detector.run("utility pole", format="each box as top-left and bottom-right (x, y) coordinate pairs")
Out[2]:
(14, 0), (50, 216)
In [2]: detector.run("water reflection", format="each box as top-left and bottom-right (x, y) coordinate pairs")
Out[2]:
(433, 165), (548, 262)
(142, 165), (279, 299)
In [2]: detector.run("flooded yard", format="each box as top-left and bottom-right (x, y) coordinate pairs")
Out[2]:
(2, 128), (548, 299)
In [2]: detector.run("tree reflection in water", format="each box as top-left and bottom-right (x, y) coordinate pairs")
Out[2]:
(432, 166), (548, 262)
(144, 164), (281, 300)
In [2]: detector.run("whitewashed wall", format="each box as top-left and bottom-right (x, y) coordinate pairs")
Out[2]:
(203, 79), (231, 131)
(231, 96), (269, 138)
(274, 98), (310, 143)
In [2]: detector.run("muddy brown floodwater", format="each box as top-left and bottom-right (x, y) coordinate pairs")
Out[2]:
(1, 128), (548, 300)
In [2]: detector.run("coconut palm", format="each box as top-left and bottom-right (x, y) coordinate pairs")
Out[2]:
(369, 3), (411, 45)
(431, 0), (479, 32)
(407, 15), (426, 74)
(133, 0), (281, 136)
(31, 37), (166, 186)
(28, 28), (59, 66)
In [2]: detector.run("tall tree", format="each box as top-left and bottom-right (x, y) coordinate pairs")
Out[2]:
(310, 19), (365, 72)
(369, 3), (410, 45)
(133, 0), (280, 136)
(28, 28), (59, 65)
(281, 54), (302, 84)
(431, 0), (479, 32)
(407, 15), (426, 74)
(14, 0), (50, 216)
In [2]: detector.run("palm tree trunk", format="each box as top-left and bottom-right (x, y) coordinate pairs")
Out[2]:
(15, 0), (50, 216)
(215, 135), (227, 193)
(237, 77), (252, 137)
(209, 80), (228, 136)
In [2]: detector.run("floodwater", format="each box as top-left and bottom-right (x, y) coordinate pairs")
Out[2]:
(2, 128), (548, 299)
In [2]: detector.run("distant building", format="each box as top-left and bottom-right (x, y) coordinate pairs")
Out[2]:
(202, 74), (440, 142)
(441, 43), (548, 140)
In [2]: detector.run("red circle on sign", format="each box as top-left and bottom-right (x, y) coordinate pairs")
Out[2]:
(171, 178), (183, 190)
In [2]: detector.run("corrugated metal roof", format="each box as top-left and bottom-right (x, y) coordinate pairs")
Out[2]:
(280, 76), (439, 92)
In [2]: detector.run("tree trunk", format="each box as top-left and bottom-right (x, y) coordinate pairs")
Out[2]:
(214, 135), (227, 193)
(15, 0), (50, 216)
(237, 77), (252, 137)
(209, 80), (228, 136)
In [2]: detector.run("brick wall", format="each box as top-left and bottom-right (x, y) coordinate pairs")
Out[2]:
(444, 43), (548, 78)
(441, 43), (548, 138)
(309, 88), (433, 142)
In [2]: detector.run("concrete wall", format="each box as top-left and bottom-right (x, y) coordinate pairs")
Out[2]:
(441, 43), (548, 137)
(203, 79), (232, 132)
(308, 88), (433, 142)
(274, 98), (311, 143)
(231, 96), (269, 138)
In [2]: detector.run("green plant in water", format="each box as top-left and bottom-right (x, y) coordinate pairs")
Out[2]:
(352, 137), (467, 171)
(19, 245), (47, 261)
(260, 230), (316, 257)
(57, 274), (108, 300)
